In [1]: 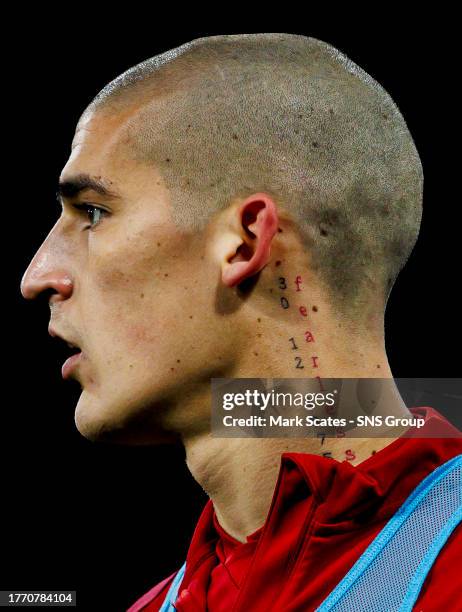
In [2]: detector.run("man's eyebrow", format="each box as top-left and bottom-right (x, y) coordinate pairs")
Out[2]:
(57, 174), (121, 200)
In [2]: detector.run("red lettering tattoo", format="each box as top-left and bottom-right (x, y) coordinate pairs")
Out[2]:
(345, 449), (356, 461)
(295, 275), (302, 291)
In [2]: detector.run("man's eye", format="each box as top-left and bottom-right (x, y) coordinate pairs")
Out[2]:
(73, 203), (107, 228)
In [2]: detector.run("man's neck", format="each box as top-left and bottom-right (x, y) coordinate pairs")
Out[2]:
(183, 376), (410, 543)
(182, 284), (408, 542)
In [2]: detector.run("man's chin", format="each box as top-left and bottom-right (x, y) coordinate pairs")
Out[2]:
(73, 392), (180, 446)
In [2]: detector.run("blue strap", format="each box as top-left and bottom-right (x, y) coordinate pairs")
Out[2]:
(317, 454), (462, 612)
(399, 503), (462, 611)
(159, 561), (187, 611)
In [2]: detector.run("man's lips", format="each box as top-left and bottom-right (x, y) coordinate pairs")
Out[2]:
(61, 352), (83, 380)
(48, 326), (83, 380)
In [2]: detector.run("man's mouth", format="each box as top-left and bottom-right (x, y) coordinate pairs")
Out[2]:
(62, 349), (82, 380)
(49, 328), (83, 380)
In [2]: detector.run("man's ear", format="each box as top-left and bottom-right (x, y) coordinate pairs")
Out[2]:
(222, 193), (279, 287)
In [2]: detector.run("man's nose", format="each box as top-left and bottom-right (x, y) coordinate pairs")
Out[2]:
(20, 249), (73, 301)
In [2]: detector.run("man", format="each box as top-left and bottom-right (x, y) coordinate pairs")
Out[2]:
(20, 34), (461, 611)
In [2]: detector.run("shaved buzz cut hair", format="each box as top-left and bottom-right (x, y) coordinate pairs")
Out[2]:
(82, 33), (423, 314)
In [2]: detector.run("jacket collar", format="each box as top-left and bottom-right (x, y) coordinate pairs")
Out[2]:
(183, 407), (461, 582)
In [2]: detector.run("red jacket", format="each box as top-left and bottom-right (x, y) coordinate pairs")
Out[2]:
(128, 408), (462, 611)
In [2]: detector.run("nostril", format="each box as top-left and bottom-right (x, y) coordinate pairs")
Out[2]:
(20, 275), (73, 301)
(44, 288), (63, 306)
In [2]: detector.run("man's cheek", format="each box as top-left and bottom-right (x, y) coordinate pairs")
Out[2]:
(89, 253), (157, 305)
(88, 324), (161, 383)
(124, 323), (162, 353)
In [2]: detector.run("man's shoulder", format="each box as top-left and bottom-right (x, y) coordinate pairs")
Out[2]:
(126, 570), (177, 612)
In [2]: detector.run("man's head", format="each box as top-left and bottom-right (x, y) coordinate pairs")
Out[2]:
(20, 34), (423, 445)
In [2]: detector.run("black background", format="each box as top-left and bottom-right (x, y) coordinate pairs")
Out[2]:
(4, 15), (460, 612)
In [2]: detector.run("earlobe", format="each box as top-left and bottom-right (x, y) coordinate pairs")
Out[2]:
(222, 194), (279, 287)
